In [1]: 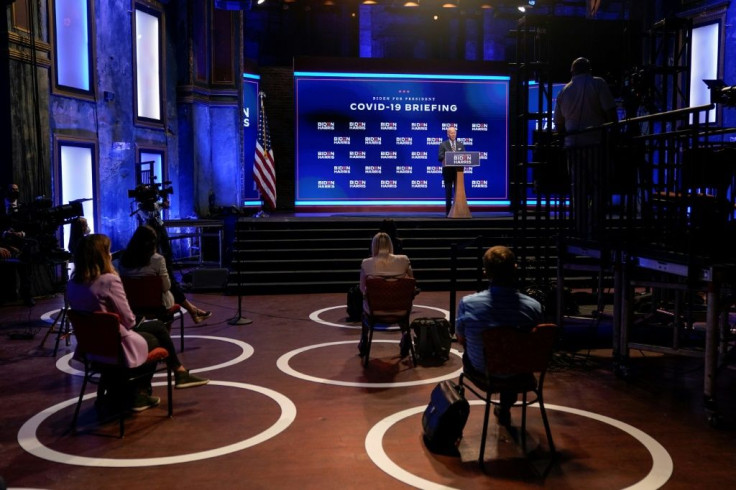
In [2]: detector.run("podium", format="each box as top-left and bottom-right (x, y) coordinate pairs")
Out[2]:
(444, 151), (480, 219)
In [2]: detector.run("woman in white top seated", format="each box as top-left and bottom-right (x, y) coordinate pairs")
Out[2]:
(358, 231), (414, 357)
(360, 231), (413, 298)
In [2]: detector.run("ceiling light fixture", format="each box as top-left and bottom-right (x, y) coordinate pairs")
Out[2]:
(404, 1), (420, 6)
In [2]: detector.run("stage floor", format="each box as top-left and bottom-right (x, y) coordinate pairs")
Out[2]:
(2, 290), (736, 489)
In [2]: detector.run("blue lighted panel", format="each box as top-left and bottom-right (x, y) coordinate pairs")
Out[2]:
(294, 73), (509, 206)
(242, 74), (261, 206)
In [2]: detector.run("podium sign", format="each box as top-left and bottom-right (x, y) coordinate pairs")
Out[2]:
(443, 151), (480, 167)
(442, 152), (479, 219)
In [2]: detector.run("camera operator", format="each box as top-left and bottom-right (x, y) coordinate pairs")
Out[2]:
(0, 183), (34, 306)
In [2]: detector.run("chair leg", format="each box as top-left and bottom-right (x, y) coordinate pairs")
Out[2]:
(363, 323), (374, 368)
(166, 365), (173, 417)
(538, 394), (556, 454)
(71, 366), (90, 431)
(478, 392), (492, 469)
(179, 313), (185, 352)
(402, 323), (417, 366)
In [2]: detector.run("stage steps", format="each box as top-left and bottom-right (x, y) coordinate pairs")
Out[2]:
(226, 215), (569, 295)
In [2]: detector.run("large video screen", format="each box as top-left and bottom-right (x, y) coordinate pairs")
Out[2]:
(294, 72), (509, 207)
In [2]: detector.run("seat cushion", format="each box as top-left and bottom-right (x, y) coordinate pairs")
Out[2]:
(146, 347), (169, 363)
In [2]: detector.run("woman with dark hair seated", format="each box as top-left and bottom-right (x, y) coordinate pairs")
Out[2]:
(67, 234), (208, 412)
(118, 225), (212, 324)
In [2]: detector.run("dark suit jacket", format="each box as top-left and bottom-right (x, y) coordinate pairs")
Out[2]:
(438, 138), (466, 178)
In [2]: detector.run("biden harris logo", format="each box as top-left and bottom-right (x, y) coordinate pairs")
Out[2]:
(411, 151), (427, 160)
(411, 122), (428, 131)
(396, 136), (413, 145)
(471, 123), (488, 131)
(380, 151), (397, 159)
(349, 122), (366, 130)
(349, 151), (366, 159)
(396, 166), (413, 174)
(334, 136), (351, 145)
(427, 166), (442, 174)
(427, 137), (443, 145)
(411, 180), (428, 188)
(349, 180), (366, 188)
(381, 180), (398, 189)
(472, 180), (488, 188)
(333, 165), (351, 174)
(365, 165), (382, 174)
(380, 122), (397, 130)
(318, 122), (335, 130)
(365, 136), (382, 145)
(459, 137), (472, 145)
(479, 151), (488, 160)
(317, 151), (335, 159)
(317, 180), (336, 189)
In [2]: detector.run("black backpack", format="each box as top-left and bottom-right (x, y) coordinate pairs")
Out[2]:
(422, 380), (470, 456)
(411, 317), (452, 365)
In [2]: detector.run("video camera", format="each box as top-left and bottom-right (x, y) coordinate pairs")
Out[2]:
(5, 198), (85, 264)
(128, 182), (174, 212)
(13, 198), (85, 234)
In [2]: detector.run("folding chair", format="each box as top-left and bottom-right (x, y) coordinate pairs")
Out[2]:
(361, 276), (417, 367)
(68, 310), (173, 438)
(121, 275), (185, 352)
(458, 323), (559, 469)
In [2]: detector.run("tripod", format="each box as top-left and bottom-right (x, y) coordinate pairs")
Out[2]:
(39, 262), (72, 356)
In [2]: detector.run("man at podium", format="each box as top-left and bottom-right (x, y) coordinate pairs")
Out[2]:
(437, 126), (465, 215)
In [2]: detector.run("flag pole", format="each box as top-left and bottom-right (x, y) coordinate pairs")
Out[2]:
(253, 90), (275, 218)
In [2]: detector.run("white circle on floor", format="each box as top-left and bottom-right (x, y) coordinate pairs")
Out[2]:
(309, 304), (449, 330)
(365, 401), (673, 490)
(42, 308), (187, 324)
(277, 340), (463, 388)
(17, 380), (296, 467)
(55, 335), (253, 377)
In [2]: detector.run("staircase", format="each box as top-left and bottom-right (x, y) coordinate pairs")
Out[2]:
(226, 215), (563, 295)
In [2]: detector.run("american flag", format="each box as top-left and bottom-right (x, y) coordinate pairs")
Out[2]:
(254, 91), (276, 210)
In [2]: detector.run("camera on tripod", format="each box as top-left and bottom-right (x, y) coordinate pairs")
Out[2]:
(9, 198), (85, 263)
(128, 182), (174, 212)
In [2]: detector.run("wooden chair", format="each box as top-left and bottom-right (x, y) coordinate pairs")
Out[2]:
(361, 276), (417, 368)
(458, 323), (559, 469)
(68, 310), (173, 438)
(121, 275), (185, 352)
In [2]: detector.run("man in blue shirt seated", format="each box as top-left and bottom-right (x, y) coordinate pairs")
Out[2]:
(455, 245), (543, 425)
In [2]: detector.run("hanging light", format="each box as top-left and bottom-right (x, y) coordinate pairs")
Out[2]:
(442, 1), (458, 7)
(362, 0), (378, 4)
(404, 1), (420, 6)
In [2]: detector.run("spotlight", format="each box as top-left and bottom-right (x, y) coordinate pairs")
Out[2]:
(518, 6), (526, 12)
